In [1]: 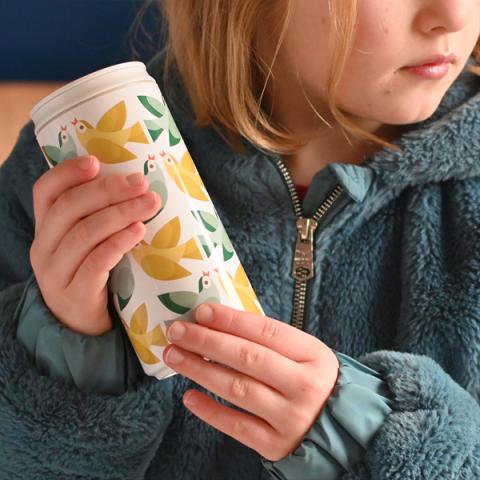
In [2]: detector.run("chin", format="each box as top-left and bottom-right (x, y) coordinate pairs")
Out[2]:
(379, 99), (444, 125)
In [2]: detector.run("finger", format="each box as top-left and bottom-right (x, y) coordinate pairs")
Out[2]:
(165, 320), (304, 399)
(194, 303), (323, 362)
(32, 155), (99, 236)
(180, 387), (279, 461)
(163, 344), (289, 427)
(69, 221), (146, 298)
(35, 171), (149, 257)
(53, 191), (159, 288)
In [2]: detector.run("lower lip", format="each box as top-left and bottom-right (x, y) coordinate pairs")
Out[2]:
(402, 62), (450, 79)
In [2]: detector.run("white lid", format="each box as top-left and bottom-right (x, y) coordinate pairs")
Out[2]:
(31, 61), (155, 134)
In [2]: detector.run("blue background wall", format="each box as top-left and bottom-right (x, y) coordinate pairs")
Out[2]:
(0, 0), (166, 81)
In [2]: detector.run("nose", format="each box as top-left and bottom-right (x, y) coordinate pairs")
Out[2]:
(415, 0), (470, 35)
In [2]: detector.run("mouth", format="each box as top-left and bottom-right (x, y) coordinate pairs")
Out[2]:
(401, 53), (456, 79)
(404, 53), (456, 68)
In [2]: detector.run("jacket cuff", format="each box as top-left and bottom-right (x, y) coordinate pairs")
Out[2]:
(261, 350), (393, 480)
(15, 273), (144, 395)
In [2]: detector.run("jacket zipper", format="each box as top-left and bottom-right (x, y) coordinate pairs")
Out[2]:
(273, 157), (345, 331)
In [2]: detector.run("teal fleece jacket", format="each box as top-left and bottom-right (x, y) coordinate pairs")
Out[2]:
(0, 49), (479, 479)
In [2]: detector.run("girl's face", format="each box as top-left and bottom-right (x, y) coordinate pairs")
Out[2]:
(258, 0), (480, 128)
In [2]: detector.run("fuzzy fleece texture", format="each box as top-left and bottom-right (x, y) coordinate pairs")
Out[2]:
(0, 50), (479, 479)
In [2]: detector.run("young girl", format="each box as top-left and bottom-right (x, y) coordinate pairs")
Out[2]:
(1, 1), (479, 478)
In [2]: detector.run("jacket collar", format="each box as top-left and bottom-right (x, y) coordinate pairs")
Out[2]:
(147, 52), (480, 218)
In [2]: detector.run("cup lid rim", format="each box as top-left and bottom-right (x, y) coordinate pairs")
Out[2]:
(30, 61), (146, 119)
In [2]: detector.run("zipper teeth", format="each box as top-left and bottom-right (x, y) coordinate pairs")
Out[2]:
(275, 158), (303, 217)
(274, 157), (345, 331)
(275, 158), (345, 219)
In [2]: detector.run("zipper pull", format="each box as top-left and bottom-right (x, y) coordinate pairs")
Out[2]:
(292, 217), (318, 281)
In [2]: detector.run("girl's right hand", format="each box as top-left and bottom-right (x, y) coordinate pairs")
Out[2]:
(29, 155), (161, 336)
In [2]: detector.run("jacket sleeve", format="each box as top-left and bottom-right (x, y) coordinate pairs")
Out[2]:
(0, 122), (175, 478)
(15, 272), (145, 395)
(261, 349), (480, 479)
(261, 351), (393, 479)
(1, 121), (145, 396)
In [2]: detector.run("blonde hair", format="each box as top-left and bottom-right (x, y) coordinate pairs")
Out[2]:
(154, 0), (480, 156)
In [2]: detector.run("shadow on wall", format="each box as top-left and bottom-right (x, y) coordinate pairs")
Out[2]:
(0, 0), (166, 163)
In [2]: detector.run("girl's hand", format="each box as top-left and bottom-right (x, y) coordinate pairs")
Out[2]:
(163, 303), (340, 462)
(29, 155), (161, 336)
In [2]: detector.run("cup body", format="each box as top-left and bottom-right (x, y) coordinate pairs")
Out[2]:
(31, 61), (264, 380)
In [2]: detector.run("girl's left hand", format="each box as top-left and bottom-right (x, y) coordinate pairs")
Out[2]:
(163, 303), (340, 462)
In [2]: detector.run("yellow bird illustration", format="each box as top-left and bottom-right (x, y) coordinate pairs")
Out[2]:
(227, 264), (263, 314)
(124, 303), (168, 364)
(131, 216), (204, 280)
(71, 100), (149, 164)
(161, 149), (209, 201)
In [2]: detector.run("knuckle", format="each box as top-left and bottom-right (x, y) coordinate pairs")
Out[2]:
(116, 198), (132, 218)
(72, 220), (91, 245)
(58, 187), (73, 208)
(82, 252), (100, 275)
(297, 370), (322, 395)
(238, 344), (260, 369)
(260, 319), (280, 342)
(97, 175), (110, 195)
(291, 406), (312, 428)
(232, 418), (248, 436)
(229, 375), (249, 399)
(105, 233), (125, 257)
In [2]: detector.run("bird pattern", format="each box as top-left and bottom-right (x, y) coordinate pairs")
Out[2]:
(131, 216), (204, 280)
(41, 125), (78, 167)
(39, 92), (263, 371)
(71, 100), (149, 163)
(124, 303), (169, 364)
(143, 154), (168, 224)
(161, 150), (209, 201)
(159, 271), (221, 331)
(191, 209), (235, 261)
(138, 94), (181, 146)
(227, 264), (263, 314)
(108, 254), (134, 311)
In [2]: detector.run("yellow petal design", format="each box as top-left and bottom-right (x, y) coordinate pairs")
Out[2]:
(180, 150), (197, 174)
(130, 303), (148, 333)
(128, 121), (149, 144)
(96, 101), (126, 132)
(228, 264), (262, 314)
(182, 237), (203, 260)
(140, 254), (192, 280)
(151, 217), (181, 249)
(86, 137), (137, 163)
(125, 303), (164, 364)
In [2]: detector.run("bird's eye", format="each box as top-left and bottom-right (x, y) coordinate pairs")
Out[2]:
(203, 278), (210, 287)
(61, 133), (68, 142)
(148, 160), (156, 171)
(79, 124), (85, 131)
(166, 157), (172, 164)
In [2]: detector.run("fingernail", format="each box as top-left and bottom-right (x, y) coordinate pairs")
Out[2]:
(126, 172), (144, 186)
(196, 304), (213, 323)
(166, 346), (184, 364)
(142, 192), (157, 207)
(79, 156), (96, 170)
(184, 392), (198, 406)
(167, 322), (186, 341)
(127, 222), (142, 234)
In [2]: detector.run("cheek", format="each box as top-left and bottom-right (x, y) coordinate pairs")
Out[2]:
(333, 3), (401, 111)
(354, 4), (395, 52)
